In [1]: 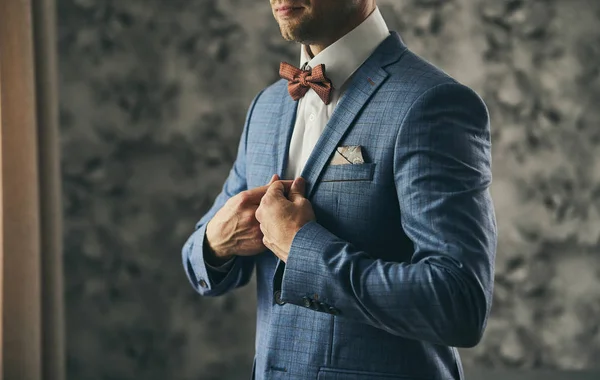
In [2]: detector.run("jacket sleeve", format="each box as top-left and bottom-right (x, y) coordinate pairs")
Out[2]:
(279, 82), (497, 348)
(181, 90), (264, 296)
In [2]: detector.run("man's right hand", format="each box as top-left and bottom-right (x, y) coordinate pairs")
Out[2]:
(205, 174), (294, 264)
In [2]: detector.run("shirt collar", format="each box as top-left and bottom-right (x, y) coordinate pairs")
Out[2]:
(299, 6), (390, 90)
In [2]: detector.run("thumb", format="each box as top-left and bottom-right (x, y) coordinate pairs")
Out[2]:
(266, 180), (286, 198)
(288, 177), (306, 202)
(267, 174), (280, 185)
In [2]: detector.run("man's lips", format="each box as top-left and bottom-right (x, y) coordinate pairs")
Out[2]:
(276, 5), (304, 15)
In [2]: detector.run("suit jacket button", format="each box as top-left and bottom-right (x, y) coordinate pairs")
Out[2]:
(316, 301), (329, 312)
(199, 279), (208, 288)
(302, 297), (312, 308)
(328, 306), (340, 315)
(274, 290), (285, 305)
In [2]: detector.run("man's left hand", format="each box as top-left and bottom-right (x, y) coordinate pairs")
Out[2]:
(255, 176), (316, 263)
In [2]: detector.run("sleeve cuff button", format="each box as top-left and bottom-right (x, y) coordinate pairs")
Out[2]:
(302, 297), (312, 308)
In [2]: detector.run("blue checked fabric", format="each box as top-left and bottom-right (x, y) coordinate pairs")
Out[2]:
(182, 32), (497, 380)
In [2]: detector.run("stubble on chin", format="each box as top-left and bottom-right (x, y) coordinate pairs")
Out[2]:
(277, 16), (317, 45)
(278, 24), (297, 42)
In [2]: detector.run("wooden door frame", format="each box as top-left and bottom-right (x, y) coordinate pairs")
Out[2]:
(32, 0), (65, 378)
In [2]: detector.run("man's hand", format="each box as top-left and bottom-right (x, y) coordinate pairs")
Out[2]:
(205, 175), (294, 262)
(255, 177), (316, 263)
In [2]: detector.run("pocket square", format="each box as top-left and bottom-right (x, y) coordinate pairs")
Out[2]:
(330, 145), (365, 165)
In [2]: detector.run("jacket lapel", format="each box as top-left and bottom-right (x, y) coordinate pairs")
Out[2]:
(275, 91), (298, 179)
(299, 32), (408, 199)
(271, 32), (408, 291)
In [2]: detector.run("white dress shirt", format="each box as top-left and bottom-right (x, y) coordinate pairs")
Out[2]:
(283, 7), (390, 180)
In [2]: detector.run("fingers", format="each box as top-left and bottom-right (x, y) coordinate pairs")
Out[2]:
(239, 187), (265, 204)
(255, 204), (262, 222)
(266, 174), (294, 194)
(288, 177), (306, 202)
(240, 175), (294, 204)
(265, 180), (285, 198)
(242, 180), (277, 203)
(279, 179), (294, 194)
(258, 221), (267, 235)
(241, 175), (279, 203)
(266, 174), (294, 196)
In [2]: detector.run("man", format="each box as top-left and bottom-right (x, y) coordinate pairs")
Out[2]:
(182, 1), (497, 379)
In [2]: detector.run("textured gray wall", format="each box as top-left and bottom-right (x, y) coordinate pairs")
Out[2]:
(57, 0), (600, 379)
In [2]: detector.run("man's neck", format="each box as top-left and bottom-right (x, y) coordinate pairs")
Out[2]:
(308, 3), (376, 56)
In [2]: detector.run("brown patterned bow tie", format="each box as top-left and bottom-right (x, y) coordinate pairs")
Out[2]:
(279, 62), (333, 105)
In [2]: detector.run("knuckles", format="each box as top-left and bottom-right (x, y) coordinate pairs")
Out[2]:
(241, 207), (257, 219)
(258, 223), (267, 234)
(237, 190), (253, 205)
(259, 192), (272, 206)
(255, 206), (263, 221)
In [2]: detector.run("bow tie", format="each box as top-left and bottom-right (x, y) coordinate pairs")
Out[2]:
(279, 62), (333, 105)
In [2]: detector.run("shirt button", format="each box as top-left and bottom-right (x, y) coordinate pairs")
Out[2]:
(199, 279), (208, 288)
(309, 113), (315, 122)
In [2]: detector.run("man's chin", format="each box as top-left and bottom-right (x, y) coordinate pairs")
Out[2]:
(279, 28), (301, 43)
(279, 27), (311, 44)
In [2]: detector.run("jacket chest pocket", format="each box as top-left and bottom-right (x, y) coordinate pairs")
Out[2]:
(312, 167), (379, 246)
(318, 163), (376, 228)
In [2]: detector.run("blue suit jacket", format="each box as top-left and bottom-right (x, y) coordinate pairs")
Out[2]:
(182, 32), (497, 380)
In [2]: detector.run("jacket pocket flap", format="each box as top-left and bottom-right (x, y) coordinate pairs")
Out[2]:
(318, 367), (430, 380)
